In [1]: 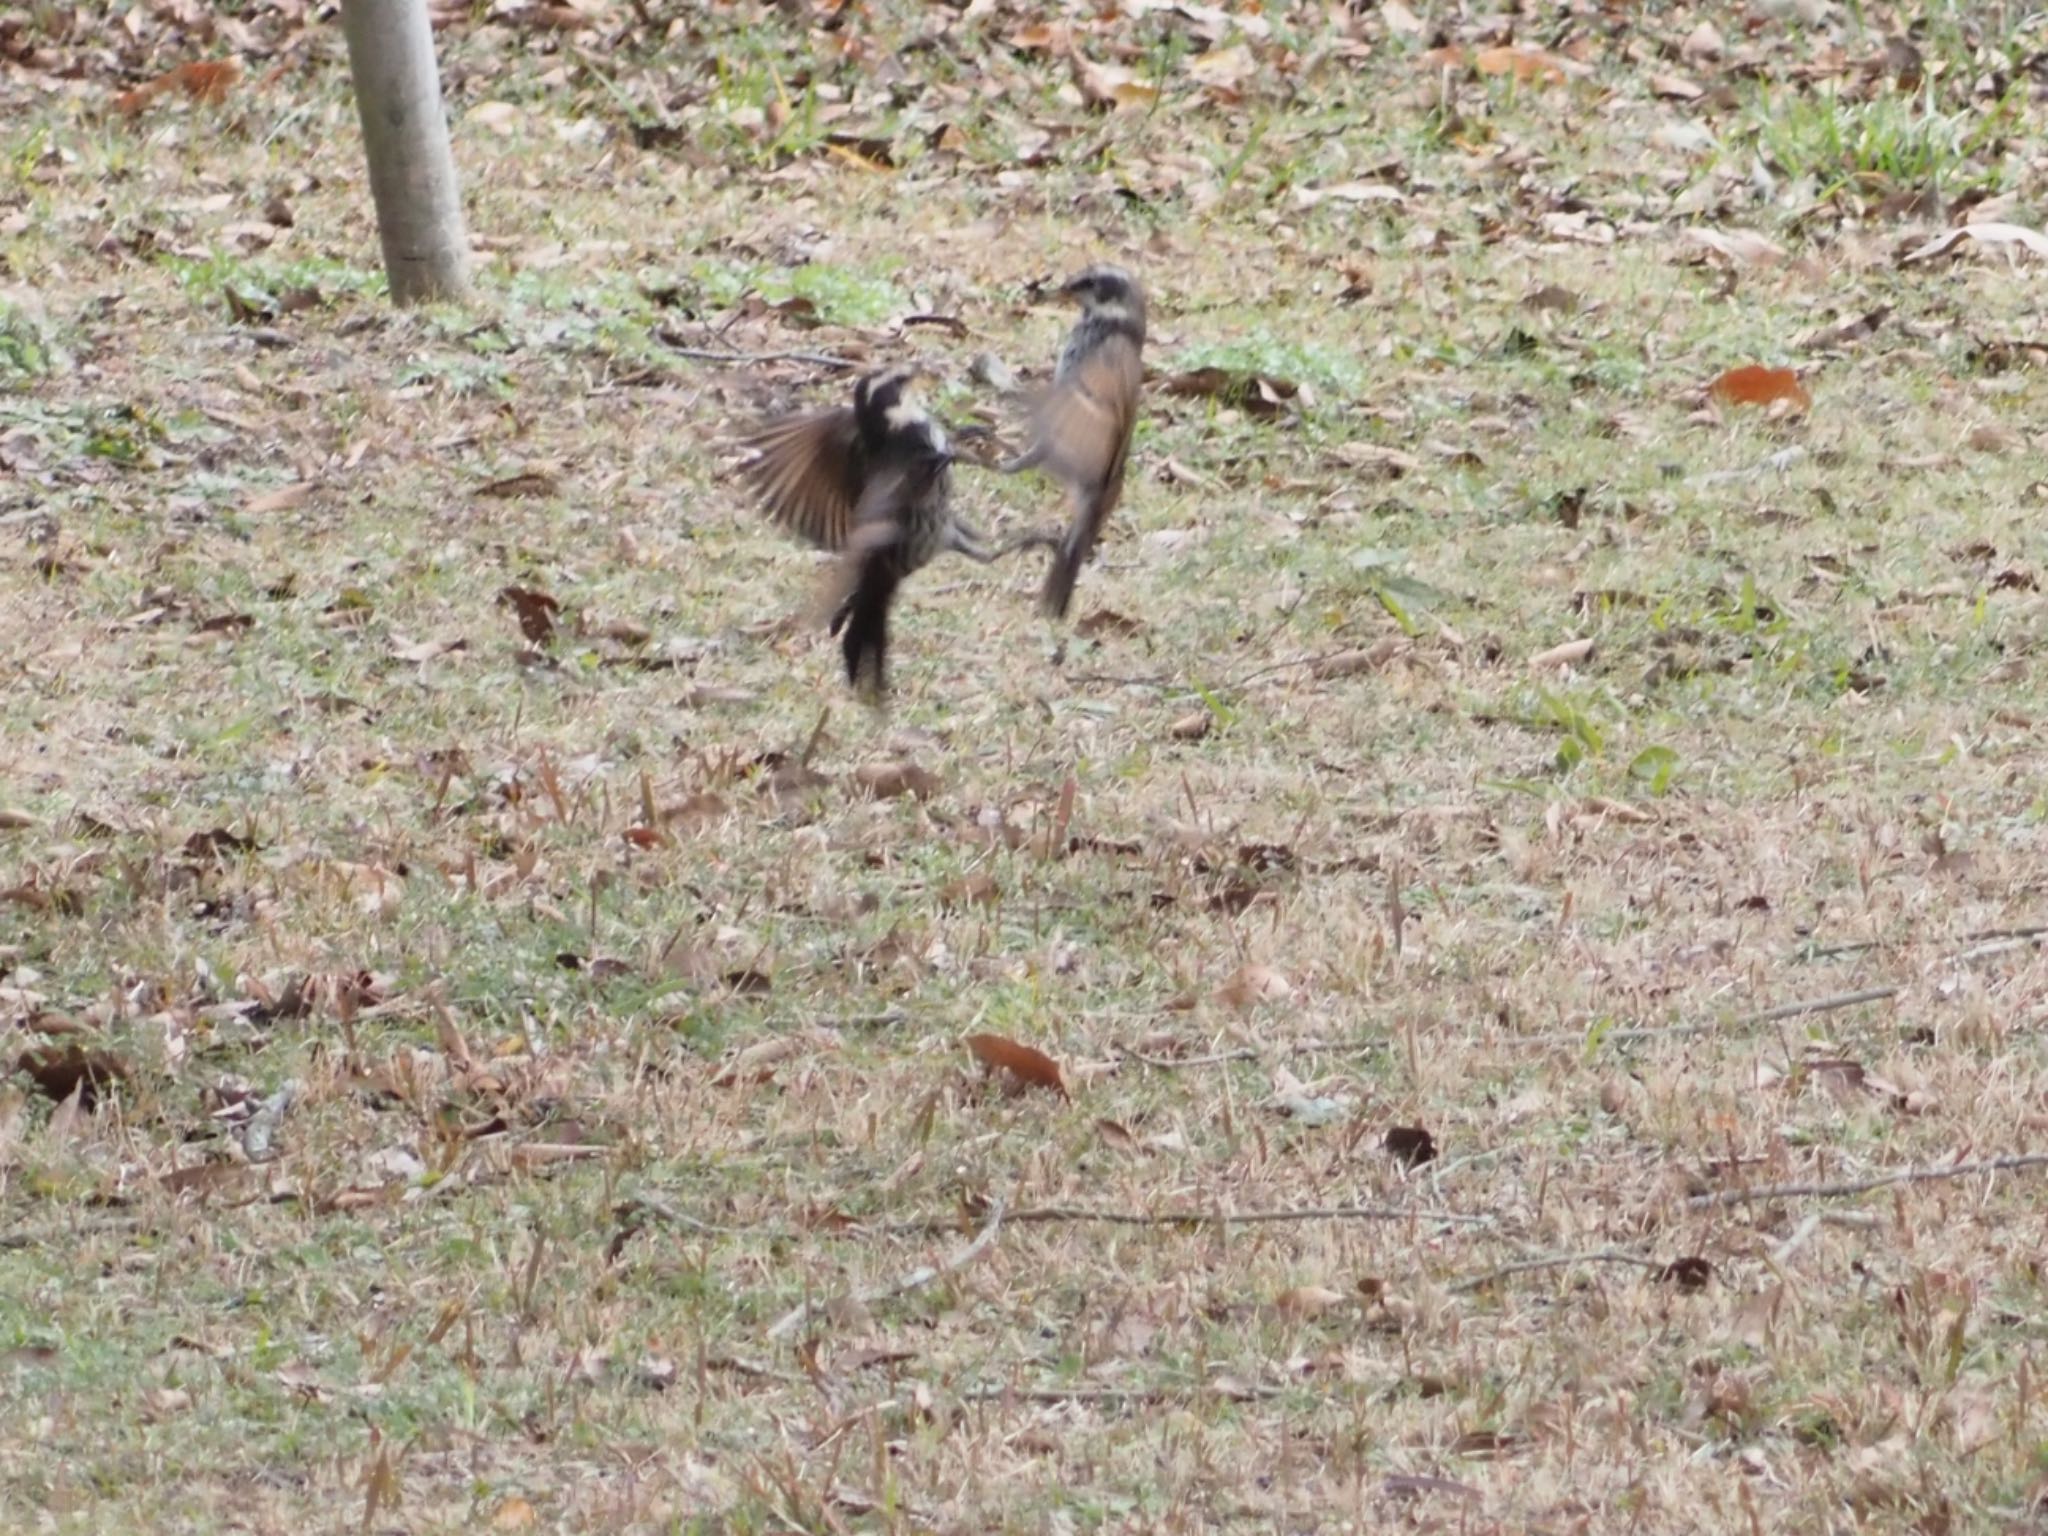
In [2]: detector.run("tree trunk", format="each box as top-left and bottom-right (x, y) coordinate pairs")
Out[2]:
(339, 0), (472, 305)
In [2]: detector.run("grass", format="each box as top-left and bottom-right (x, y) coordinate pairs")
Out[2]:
(6, 1), (2048, 1532)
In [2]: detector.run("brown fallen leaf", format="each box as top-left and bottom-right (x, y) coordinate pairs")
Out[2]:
(1708, 365), (1811, 411)
(1471, 45), (1572, 83)
(478, 471), (560, 499)
(1529, 636), (1595, 670)
(853, 761), (942, 800)
(1312, 640), (1404, 679)
(1161, 366), (1305, 417)
(939, 873), (1000, 908)
(1275, 1284), (1347, 1321)
(244, 481), (314, 515)
(1900, 222), (2048, 266)
(1384, 1125), (1438, 1167)
(391, 635), (468, 664)
(1071, 52), (1159, 110)
(1076, 608), (1145, 640)
(114, 56), (243, 116)
(1215, 964), (1295, 1008)
(965, 1033), (1068, 1099)
(16, 1044), (130, 1108)
(497, 586), (562, 645)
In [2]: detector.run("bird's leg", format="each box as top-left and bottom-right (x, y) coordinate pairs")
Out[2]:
(946, 522), (1060, 564)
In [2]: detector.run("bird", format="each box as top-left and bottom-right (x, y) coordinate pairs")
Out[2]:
(998, 264), (1147, 621)
(735, 365), (1047, 700)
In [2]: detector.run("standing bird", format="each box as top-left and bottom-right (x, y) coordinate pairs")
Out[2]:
(736, 366), (1042, 700)
(1000, 265), (1147, 621)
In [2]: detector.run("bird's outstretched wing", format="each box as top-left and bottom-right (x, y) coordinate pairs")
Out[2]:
(1016, 335), (1143, 618)
(1010, 335), (1143, 498)
(737, 405), (866, 551)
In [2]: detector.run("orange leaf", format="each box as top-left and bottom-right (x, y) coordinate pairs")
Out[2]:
(965, 1033), (1068, 1099)
(1472, 46), (1567, 83)
(115, 57), (243, 116)
(1709, 365), (1812, 411)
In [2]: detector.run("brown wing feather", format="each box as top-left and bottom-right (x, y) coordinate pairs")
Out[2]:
(1029, 335), (1142, 499)
(738, 405), (865, 551)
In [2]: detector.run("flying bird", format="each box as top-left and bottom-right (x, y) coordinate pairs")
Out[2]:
(736, 366), (1046, 699)
(1000, 264), (1147, 621)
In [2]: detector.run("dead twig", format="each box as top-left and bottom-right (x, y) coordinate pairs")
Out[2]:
(885, 1202), (1488, 1234)
(958, 1379), (1280, 1405)
(1510, 985), (1899, 1048)
(1118, 1040), (1389, 1069)
(656, 338), (862, 371)
(1449, 1248), (1664, 1293)
(1689, 1153), (2048, 1208)
(768, 1197), (1007, 1340)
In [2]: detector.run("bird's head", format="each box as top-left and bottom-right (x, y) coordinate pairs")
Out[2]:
(853, 364), (939, 442)
(1059, 264), (1145, 329)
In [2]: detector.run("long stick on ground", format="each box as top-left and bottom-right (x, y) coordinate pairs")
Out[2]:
(769, 1198), (1007, 1340)
(1449, 1249), (1665, 1293)
(883, 1202), (1490, 1235)
(1510, 985), (1900, 1048)
(1689, 1153), (2048, 1208)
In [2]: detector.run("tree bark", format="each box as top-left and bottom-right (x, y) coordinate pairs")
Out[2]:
(339, 0), (472, 305)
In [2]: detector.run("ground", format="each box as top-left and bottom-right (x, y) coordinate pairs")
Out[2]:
(5, 0), (2048, 1531)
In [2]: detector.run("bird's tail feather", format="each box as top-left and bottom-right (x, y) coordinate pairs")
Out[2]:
(840, 561), (900, 701)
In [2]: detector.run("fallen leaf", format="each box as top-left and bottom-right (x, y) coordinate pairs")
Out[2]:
(16, 1044), (130, 1109)
(1661, 1256), (1713, 1292)
(1472, 45), (1571, 83)
(1687, 228), (1785, 268)
(1161, 366), (1306, 417)
(1215, 964), (1295, 1008)
(1186, 44), (1254, 94)
(497, 586), (562, 645)
(1383, 1472), (1482, 1505)
(853, 761), (941, 800)
(114, 56), (243, 116)
(244, 481), (314, 515)
(939, 873), (1000, 909)
(478, 471), (559, 499)
(1900, 222), (2048, 265)
(1076, 608), (1145, 639)
(1529, 636), (1595, 670)
(965, 1033), (1068, 1099)
(1275, 1285), (1346, 1320)
(1708, 365), (1811, 411)
(391, 636), (467, 664)
(1071, 52), (1159, 110)
(1312, 640), (1404, 678)
(1676, 17), (1725, 58)
(1384, 1125), (1437, 1167)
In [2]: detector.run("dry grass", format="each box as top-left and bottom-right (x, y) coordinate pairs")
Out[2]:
(7, 1), (2048, 1531)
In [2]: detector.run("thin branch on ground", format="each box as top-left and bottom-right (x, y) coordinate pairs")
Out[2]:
(958, 1380), (1280, 1405)
(1943, 930), (2048, 968)
(1506, 985), (1900, 1048)
(884, 1202), (1490, 1235)
(657, 339), (863, 370)
(768, 1198), (1007, 1340)
(1449, 1248), (1664, 1293)
(1689, 1153), (2048, 1208)
(1117, 1040), (1389, 1069)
